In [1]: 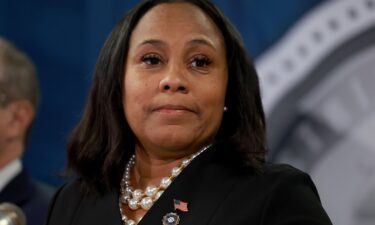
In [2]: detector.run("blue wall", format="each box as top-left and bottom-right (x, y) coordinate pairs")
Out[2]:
(0, 0), (323, 186)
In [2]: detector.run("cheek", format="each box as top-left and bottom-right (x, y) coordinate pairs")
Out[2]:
(123, 73), (155, 125)
(199, 81), (227, 123)
(206, 75), (228, 122)
(205, 75), (227, 106)
(123, 73), (141, 118)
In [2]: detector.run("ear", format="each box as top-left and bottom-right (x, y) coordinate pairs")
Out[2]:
(7, 100), (35, 139)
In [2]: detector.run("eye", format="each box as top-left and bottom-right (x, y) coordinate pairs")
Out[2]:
(191, 56), (212, 68)
(142, 54), (162, 65)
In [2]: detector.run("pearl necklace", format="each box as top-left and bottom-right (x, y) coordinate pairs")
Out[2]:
(119, 144), (212, 225)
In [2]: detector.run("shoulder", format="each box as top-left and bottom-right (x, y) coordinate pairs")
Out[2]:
(259, 163), (316, 188)
(49, 179), (84, 210)
(223, 163), (331, 225)
(45, 179), (121, 225)
(54, 179), (83, 198)
(259, 164), (322, 202)
(247, 163), (332, 224)
(229, 163), (318, 196)
(45, 179), (85, 225)
(232, 163), (322, 203)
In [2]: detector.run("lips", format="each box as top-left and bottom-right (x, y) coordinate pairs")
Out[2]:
(152, 104), (195, 113)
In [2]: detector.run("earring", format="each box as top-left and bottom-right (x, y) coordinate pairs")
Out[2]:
(224, 106), (228, 112)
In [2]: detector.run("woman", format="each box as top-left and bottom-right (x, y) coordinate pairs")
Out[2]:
(46, 0), (332, 225)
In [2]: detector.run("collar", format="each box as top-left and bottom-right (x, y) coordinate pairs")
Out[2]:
(0, 159), (22, 192)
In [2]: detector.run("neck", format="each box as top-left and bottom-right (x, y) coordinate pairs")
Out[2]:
(132, 146), (186, 189)
(131, 143), (213, 189)
(0, 141), (23, 169)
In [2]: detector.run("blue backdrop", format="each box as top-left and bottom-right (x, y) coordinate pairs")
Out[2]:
(0, 0), (323, 186)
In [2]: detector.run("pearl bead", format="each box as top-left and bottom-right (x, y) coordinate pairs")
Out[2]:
(121, 194), (128, 203)
(140, 197), (153, 210)
(181, 159), (191, 167)
(132, 189), (143, 200)
(155, 190), (164, 199)
(171, 167), (182, 176)
(160, 177), (172, 189)
(145, 185), (158, 197)
(128, 199), (139, 210)
(126, 219), (136, 225)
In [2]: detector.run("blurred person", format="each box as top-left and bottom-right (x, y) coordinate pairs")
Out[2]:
(46, 0), (332, 225)
(0, 37), (55, 225)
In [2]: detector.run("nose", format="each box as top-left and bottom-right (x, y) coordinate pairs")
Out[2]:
(159, 65), (188, 94)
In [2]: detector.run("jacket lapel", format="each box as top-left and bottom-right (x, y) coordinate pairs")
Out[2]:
(139, 144), (239, 225)
(0, 169), (34, 204)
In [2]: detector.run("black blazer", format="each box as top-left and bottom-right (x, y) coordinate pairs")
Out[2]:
(46, 145), (332, 225)
(0, 169), (55, 225)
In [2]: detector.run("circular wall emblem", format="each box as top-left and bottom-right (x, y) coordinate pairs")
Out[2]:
(256, 1), (375, 225)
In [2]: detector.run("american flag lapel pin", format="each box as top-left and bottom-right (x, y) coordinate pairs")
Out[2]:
(174, 199), (189, 212)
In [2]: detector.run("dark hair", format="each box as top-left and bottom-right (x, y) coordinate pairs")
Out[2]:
(0, 37), (40, 144)
(67, 0), (267, 193)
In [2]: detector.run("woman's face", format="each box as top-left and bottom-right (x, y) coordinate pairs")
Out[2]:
(123, 3), (228, 156)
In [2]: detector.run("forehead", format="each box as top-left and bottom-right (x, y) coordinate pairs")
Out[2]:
(129, 3), (225, 47)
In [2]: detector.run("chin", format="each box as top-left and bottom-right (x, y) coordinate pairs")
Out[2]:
(147, 130), (198, 151)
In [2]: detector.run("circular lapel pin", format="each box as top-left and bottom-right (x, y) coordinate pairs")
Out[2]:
(162, 212), (180, 225)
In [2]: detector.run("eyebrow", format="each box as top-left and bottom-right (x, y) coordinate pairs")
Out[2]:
(186, 38), (217, 51)
(136, 39), (167, 49)
(136, 38), (217, 51)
